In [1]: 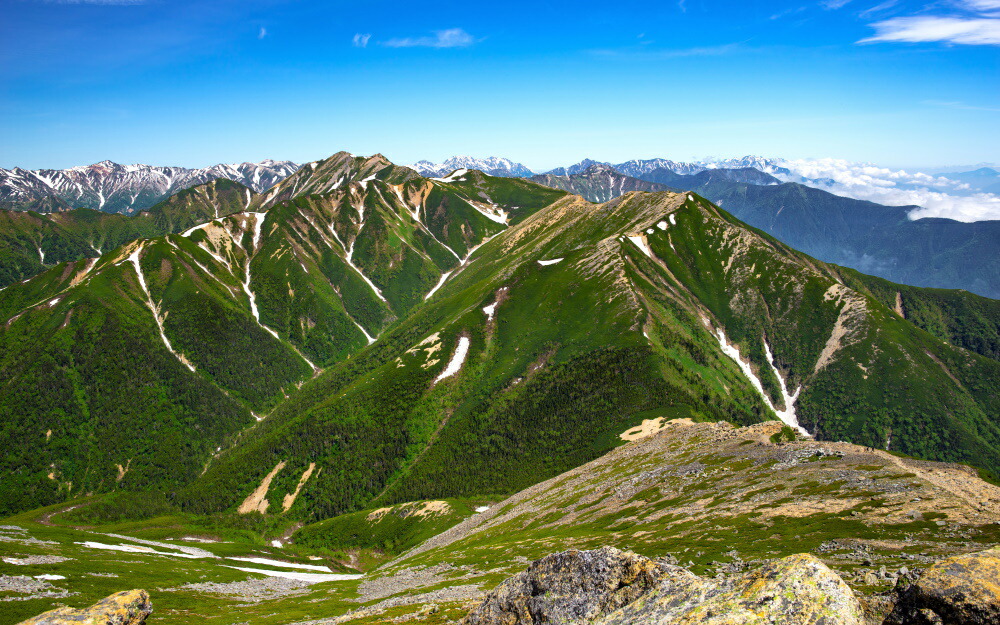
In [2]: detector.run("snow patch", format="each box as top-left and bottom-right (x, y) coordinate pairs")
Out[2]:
(424, 271), (453, 301)
(434, 336), (470, 383)
(228, 557), (331, 572)
(128, 245), (196, 372)
(657, 221), (668, 230)
(475, 506), (489, 513)
(221, 565), (361, 583)
(669, 213), (677, 225)
(763, 340), (807, 436)
(537, 258), (563, 266)
(76, 541), (203, 559)
(626, 235), (652, 258)
(34, 574), (65, 581)
(482, 302), (497, 321)
(714, 328), (809, 436)
(432, 168), (469, 183)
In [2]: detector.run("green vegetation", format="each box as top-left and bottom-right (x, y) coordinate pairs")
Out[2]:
(3, 151), (1000, 534)
(0, 178), (257, 289)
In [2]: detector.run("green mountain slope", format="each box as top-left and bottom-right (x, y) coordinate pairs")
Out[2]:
(0, 178), (257, 289)
(4, 154), (999, 523)
(177, 188), (1000, 528)
(0, 153), (570, 516)
(637, 169), (1000, 299)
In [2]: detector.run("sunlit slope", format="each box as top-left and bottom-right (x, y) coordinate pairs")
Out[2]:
(179, 190), (1000, 524)
(0, 154), (572, 516)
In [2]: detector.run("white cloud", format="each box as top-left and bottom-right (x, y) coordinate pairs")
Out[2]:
(963, 0), (1000, 10)
(258, 27), (267, 40)
(773, 158), (1000, 222)
(860, 16), (1000, 44)
(383, 28), (476, 49)
(352, 33), (371, 48)
(823, 0), (852, 9)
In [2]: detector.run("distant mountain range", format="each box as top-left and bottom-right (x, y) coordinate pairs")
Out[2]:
(0, 159), (299, 215)
(942, 167), (1000, 195)
(529, 165), (1000, 299)
(410, 155), (789, 179)
(410, 156), (534, 178)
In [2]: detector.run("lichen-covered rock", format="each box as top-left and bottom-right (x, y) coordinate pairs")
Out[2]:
(17, 589), (152, 625)
(884, 547), (1000, 625)
(597, 553), (864, 625)
(462, 547), (667, 624)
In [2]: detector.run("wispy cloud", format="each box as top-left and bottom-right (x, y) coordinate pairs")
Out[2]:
(770, 6), (808, 20)
(823, 0), (852, 9)
(860, 0), (1000, 45)
(590, 42), (744, 59)
(858, 0), (900, 19)
(383, 28), (477, 48)
(352, 33), (371, 48)
(860, 16), (1000, 44)
(925, 99), (1000, 112)
(963, 0), (1000, 10)
(258, 27), (267, 40)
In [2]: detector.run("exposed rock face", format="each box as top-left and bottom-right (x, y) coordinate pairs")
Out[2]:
(462, 547), (666, 624)
(464, 550), (865, 625)
(17, 589), (152, 625)
(599, 553), (864, 625)
(885, 548), (1000, 625)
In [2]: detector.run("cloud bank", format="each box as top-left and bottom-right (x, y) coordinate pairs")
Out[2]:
(773, 158), (1000, 222)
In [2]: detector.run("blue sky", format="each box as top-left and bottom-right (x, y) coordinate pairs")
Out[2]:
(1, 0), (997, 171)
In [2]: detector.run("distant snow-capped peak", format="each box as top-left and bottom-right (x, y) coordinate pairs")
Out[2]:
(0, 159), (300, 214)
(410, 156), (534, 178)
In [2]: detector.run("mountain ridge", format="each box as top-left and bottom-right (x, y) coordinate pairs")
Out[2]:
(0, 159), (299, 215)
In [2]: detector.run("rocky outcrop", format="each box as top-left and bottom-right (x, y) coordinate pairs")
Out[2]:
(464, 549), (865, 625)
(463, 547), (666, 624)
(885, 547), (1000, 625)
(599, 553), (864, 625)
(17, 589), (152, 625)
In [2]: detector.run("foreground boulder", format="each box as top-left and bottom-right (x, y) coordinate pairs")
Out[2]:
(463, 547), (667, 624)
(599, 553), (864, 625)
(465, 549), (865, 624)
(17, 589), (152, 625)
(885, 547), (1000, 625)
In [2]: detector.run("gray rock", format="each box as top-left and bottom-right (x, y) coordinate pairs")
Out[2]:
(884, 547), (1000, 625)
(463, 550), (865, 625)
(462, 547), (666, 624)
(597, 553), (864, 625)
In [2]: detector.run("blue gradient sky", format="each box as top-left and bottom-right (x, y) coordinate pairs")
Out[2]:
(1, 0), (997, 170)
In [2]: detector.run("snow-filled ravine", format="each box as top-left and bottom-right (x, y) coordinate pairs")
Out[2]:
(713, 328), (809, 436)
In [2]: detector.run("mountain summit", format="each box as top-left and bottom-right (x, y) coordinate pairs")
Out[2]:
(0, 159), (299, 214)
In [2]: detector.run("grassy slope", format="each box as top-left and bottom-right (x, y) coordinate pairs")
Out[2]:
(638, 170), (1000, 299)
(178, 191), (1000, 530)
(0, 179), (256, 289)
(0, 156), (571, 517)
